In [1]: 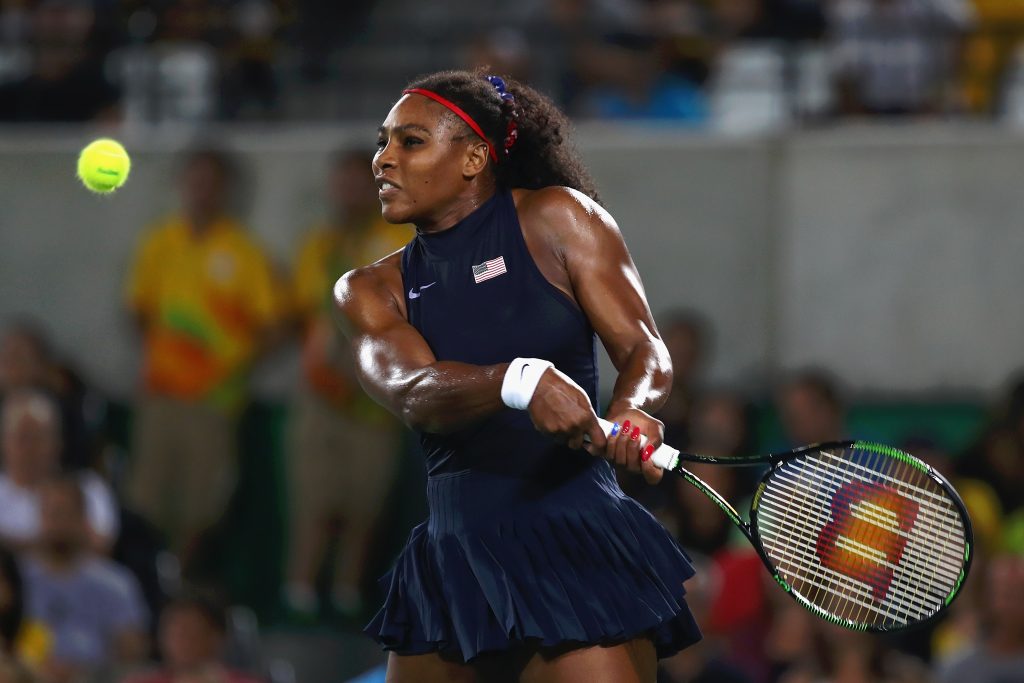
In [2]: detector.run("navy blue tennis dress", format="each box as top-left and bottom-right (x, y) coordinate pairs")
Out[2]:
(365, 189), (702, 662)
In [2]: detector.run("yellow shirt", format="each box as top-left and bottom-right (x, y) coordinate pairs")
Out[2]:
(293, 214), (412, 418)
(125, 214), (285, 412)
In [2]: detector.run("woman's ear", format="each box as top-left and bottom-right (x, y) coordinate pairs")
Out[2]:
(462, 141), (491, 179)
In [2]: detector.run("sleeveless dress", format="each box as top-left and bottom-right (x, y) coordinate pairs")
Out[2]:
(364, 189), (702, 662)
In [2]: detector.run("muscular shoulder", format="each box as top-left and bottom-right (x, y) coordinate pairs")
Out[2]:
(514, 186), (619, 250)
(333, 249), (406, 332)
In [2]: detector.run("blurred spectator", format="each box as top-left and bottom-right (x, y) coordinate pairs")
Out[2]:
(465, 28), (533, 84)
(0, 323), (49, 400)
(578, 32), (709, 121)
(0, 545), (50, 668)
(828, 0), (975, 117)
(763, 595), (818, 682)
(688, 390), (755, 459)
(958, 374), (1024, 511)
(293, 0), (372, 81)
(710, 0), (826, 42)
(220, 0), (282, 119)
(658, 554), (751, 683)
(522, 0), (650, 113)
(121, 592), (261, 683)
(958, 0), (1024, 115)
(0, 390), (119, 553)
(0, 320), (98, 472)
(21, 476), (148, 682)
(776, 369), (846, 446)
(0, 0), (33, 46)
(156, 0), (225, 44)
(710, 0), (764, 39)
(666, 392), (755, 554)
(648, 0), (715, 90)
(904, 435), (1003, 554)
(765, 579), (930, 683)
(123, 147), (286, 561)
(285, 150), (411, 618)
(656, 310), (712, 449)
(0, 654), (33, 683)
(774, 622), (930, 683)
(0, 0), (119, 122)
(936, 552), (1024, 682)
(664, 392), (766, 681)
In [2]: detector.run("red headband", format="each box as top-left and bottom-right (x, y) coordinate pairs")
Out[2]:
(403, 88), (499, 163)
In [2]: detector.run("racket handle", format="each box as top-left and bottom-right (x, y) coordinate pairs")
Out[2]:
(595, 417), (680, 470)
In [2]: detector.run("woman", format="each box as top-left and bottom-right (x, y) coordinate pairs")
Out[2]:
(336, 70), (701, 682)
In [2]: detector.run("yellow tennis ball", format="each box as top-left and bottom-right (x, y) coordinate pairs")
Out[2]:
(76, 138), (131, 194)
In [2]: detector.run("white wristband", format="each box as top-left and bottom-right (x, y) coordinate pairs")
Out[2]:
(501, 358), (554, 410)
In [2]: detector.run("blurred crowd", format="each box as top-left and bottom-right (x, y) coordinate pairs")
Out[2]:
(3, 1), (1024, 126)
(0, 139), (1020, 683)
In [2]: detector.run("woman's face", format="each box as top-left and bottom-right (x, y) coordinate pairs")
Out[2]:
(373, 94), (487, 227)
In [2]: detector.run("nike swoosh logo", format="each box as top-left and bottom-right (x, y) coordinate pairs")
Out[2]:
(408, 282), (437, 299)
(520, 363), (530, 380)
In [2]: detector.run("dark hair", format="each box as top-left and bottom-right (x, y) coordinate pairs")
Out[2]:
(404, 69), (602, 204)
(179, 145), (236, 183)
(658, 308), (713, 350)
(781, 368), (844, 413)
(163, 588), (227, 634)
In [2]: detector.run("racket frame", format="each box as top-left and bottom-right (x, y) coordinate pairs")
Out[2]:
(662, 440), (974, 633)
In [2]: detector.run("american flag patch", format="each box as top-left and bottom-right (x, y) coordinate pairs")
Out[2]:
(471, 256), (507, 284)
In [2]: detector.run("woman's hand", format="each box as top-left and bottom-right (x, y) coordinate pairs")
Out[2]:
(527, 370), (664, 485)
(527, 368), (607, 451)
(601, 408), (665, 485)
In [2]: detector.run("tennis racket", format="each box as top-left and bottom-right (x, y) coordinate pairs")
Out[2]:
(597, 418), (973, 633)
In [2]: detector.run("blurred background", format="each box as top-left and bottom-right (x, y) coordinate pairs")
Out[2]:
(1, 0), (1023, 682)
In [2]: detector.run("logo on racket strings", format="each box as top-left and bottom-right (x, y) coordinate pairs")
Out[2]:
(815, 480), (919, 602)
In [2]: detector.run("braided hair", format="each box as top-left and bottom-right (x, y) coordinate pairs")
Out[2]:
(404, 69), (602, 205)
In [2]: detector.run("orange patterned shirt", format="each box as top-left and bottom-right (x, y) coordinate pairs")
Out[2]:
(125, 215), (285, 412)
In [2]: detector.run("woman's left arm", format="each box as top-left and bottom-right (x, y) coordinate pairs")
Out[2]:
(524, 187), (672, 484)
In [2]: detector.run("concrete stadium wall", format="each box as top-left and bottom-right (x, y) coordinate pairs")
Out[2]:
(0, 124), (1020, 399)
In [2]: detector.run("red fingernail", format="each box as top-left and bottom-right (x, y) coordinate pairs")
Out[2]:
(630, 426), (641, 441)
(621, 420), (631, 435)
(641, 444), (654, 461)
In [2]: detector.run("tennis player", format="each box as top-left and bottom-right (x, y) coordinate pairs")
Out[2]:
(335, 70), (701, 683)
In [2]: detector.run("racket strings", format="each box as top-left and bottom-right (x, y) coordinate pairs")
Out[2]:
(884, 454), (962, 620)
(782, 453), (961, 626)
(759, 478), (950, 622)
(770, 465), (962, 581)
(755, 446), (967, 629)
(763, 473), (957, 601)
(819, 449), (964, 590)
(758, 486), (941, 623)
(794, 453), (960, 627)
(757, 506), (934, 618)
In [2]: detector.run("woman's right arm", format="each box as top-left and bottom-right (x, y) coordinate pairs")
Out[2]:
(333, 262), (504, 433)
(333, 259), (604, 447)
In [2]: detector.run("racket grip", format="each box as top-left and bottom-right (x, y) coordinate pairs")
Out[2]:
(595, 417), (680, 470)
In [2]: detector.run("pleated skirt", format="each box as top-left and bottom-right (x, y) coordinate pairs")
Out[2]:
(364, 460), (702, 663)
